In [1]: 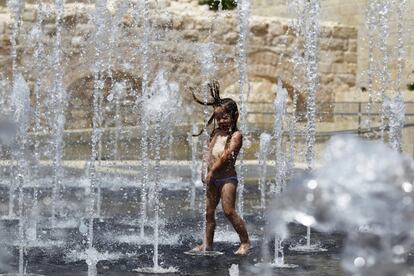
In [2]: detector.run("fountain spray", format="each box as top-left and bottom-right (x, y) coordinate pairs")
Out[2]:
(188, 121), (199, 209)
(29, 0), (46, 240)
(7, 0), (29, 274)
(387, 0), (406, 152)
(302, 0), (323, 252)
(11, 74), (31, 276)
(7, 0), (23, 220)
(86, 1), (107, 274)
(152, 117), (162, 269)
(378, 0), (391, 141)
(365, 0), (377, 132)
(51, 0), (66, 227)
(198, 41), (216, 252)
(258, 133), (271, 210)
(138, 0), (151, 239)
(271, 81), (297, 267)
(235, 0), (250, 219)
(134, 70), (180, 273)
(287, 0), (305, 176)
(256, 81), (297, 269)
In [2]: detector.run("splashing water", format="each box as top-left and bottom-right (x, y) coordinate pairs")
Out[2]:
(384, 95), (405, 152)
(229, 264), (239, 276)
(236, 0), (250, 218)
(10, 73), (30, 136)
(142, 70), (181, 123)
(273, 79), (288, 194)
(270, 135), (414, 275)
(258, 133), (271, 209)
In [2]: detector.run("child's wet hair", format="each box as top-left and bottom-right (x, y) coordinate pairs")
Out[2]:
(192, 80), (239, 139)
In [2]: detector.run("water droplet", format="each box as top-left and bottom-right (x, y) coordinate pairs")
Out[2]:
(307, 179), (318, 189)
(393, 245), (405, 255)
(79, 222), (88, 234)
(402, 182), (412, 193)
(354, 257), (365, 267)
(403, 196), (412, 205)
(306, 193), (314, 202)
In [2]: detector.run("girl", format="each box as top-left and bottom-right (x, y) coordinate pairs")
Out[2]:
(190, 80), (251, 256)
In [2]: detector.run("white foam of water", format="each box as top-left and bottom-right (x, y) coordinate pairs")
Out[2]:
(229, 264), (239, 276)
(133, 266), (179, 274)
(289, 243), (327, 252)
(270, 135), (414, 275)
(143, 70), (181, 123)
(114, 233), (179, 245)
(66, 247), (122, 263)
(254, 262), (298, 269)
(10, 73), (30, 134)
(214, 230), (258, 243)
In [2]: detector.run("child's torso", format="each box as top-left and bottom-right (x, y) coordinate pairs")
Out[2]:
(211, 134), (228, 159)
(208, 130), (238, 177)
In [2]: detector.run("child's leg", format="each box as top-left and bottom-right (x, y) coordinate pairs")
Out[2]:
(191, 183), (220, 251)
(204, 184), (220, 249)
(220, 183), (251, 255)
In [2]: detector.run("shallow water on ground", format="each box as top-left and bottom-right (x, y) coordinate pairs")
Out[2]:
(0, 164), (411, 275)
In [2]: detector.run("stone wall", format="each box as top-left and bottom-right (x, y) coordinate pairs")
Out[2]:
(252, 0), (414, 102)
(0, 1), (358, 129)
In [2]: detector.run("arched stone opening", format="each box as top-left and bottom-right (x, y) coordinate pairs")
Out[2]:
(220, 50), (306, 112)
(66, 71), (141, 129)
(217, 50), (307, 125)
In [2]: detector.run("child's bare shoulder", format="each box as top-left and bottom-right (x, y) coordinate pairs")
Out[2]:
(231, 130), (243, 141)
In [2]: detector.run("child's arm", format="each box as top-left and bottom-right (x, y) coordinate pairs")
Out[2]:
(208, 131), (242, 176)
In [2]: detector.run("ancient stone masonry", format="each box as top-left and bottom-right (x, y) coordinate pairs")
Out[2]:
(0, 1), (358, 129)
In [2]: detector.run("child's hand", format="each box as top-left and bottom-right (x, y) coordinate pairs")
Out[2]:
(205, 171), (213, 186)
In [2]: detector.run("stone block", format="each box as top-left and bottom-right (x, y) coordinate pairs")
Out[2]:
(172, 17), (183, 29)
(0, 34), (11, 47)
(22, 10), (36, 22)
(44, 23), (56, 35)
(222, 31), (238, 45)
(182, 16), (195, 29)
(183, 29), (199, 41)
(195, 17), (210, 31)
(270, 35), (293, 47)
(71, 97), (83, 107)
(268, 22), (284, 36)
(320, 37), (346, 51)
(71, 36), (82, 48)
(320, 26), (332, 38)
(320, 74), (334, 84)
(121, 14), (134, 27)
(250, 22), (268, 36)
(155, 14), (172, 28)
(320, 50), (344, 63)
(337, 74), (356, 86)
(332, 26), (358, 39)
(250, 36), (264, 46)
(332, 63), (357, 75)
(76, 23), (93, 35)
(70, 109), (88, 119)
(348, 39), (357, 52)
(344, 52), (357, 63)
(319, 62), (332, 73)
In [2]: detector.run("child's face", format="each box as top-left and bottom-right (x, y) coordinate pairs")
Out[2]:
(214, 107), (233, 131)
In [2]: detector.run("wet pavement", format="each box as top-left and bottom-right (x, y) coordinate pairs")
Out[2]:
(0, 164), (389, 275)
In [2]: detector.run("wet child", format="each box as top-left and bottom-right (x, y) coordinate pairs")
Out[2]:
(190, 80), (251, 256)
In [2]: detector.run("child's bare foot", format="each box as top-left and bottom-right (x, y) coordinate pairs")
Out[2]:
(190, 244), (213, 252)
(234, 242), (251, 256)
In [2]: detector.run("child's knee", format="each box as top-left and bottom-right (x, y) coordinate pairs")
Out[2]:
(206, 211), (215, 223)
(223, 208), (236, 218)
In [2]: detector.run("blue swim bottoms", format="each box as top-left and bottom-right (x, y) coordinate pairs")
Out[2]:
(211, 176), (238, 188)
